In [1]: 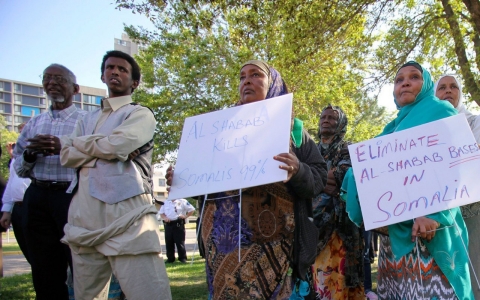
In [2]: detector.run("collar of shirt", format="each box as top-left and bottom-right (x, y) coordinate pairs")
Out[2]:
(47, 104), (79, 121)
(101, 95), (133, 112)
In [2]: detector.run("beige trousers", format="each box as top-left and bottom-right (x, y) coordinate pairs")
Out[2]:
(72, 251), (172, 300)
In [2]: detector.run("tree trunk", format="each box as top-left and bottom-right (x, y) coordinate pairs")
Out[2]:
(463, 0), (480, 34)
(441, 0), (480, 105)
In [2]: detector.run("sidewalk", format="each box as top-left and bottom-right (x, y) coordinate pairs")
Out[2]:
(2, 228), (200, 277)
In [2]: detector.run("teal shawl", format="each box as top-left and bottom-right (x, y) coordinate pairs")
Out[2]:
(341, 62), (473, 299)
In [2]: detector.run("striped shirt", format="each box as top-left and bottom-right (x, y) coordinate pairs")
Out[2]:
(14, 104), (87, 181)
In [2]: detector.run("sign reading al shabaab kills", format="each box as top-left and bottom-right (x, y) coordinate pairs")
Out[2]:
(348, 114), (480, 231)
(167, 94), (293, 200)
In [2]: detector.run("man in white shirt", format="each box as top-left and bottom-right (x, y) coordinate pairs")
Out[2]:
(0, 123), (31, 263)
(160, 198), (195, 263)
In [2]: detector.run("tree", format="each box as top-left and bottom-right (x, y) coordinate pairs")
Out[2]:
(115, 0), (390, 162)
(371, 0), (480, 106)
(0, 115), (19, 179)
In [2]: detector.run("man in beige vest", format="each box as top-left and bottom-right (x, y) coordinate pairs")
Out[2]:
(60, 50), (171, 300)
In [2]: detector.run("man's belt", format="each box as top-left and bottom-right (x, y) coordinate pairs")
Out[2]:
(166, 219), (185, 226)
(31, 178), (70, 190)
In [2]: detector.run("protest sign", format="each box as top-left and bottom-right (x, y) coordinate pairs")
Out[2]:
(349, 114), (480, 230)
(167, 94), (293, 200)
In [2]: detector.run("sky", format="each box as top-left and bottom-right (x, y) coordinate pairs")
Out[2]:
(0, 0), (154, 90)
(0, 0), (399, 111)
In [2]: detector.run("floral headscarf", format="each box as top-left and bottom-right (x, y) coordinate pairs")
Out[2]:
(240, 60), (288, 101)
(317, 105), (348, 144)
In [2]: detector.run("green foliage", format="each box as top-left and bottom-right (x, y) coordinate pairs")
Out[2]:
(0, 115), (19, 179)
(116, 0), (389, 162)
(370, 0), (480, 105)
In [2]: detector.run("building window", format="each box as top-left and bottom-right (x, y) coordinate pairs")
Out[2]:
(156, 192), (165, 198)
(73, 94), (81, 102)
(0, 103), (4, 112)
(158, 179), (166, 186)
(117, 40), (127, 46)
(14, 94), (21, 104)
(22, 85), (41, 96)
(3, 104), (11, 113)
(14, 84), (21, 92)
(40, 98), (46, 105)
(1, 92), (11, 103)
(83, 94), (96, 104)
(15, 116), (30, 123)
(21, 106), (40, 116)
(0, 82), (3, 90)
(2, 82), (11, 92)
(22, 95), (40, 106)
(83, 104), (99, 112)
(4, 115), (12, 122)
(14, 105), (21, 112)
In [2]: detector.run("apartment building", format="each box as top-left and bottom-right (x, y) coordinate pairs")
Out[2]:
(0, 78), (106, 132)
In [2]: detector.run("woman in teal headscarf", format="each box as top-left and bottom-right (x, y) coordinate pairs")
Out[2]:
(341, 62), (473, 299)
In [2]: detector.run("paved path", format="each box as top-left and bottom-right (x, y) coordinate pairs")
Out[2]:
(2, 228), (200, 277)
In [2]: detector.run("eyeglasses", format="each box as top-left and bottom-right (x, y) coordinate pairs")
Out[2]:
(42, 74), (69, 84)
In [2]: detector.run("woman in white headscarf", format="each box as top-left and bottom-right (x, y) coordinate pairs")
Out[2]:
(435, 74), (480, 298)
(434, 74), (480, 143)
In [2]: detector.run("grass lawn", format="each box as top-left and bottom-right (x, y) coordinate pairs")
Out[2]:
(0, 256), (377, 300)
(1, 243), (21, 253)
(1, 229), (378, 299)
(0, 255), (208, 300)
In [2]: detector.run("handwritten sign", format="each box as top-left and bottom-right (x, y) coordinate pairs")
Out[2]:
(349, 114), (480, 230)
(167, 94), (293, 200)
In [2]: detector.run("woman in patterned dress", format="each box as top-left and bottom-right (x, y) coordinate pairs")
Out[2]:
(167, 60), (327, 299)
(341, 62), (473, 299)
(310, 105), (364, 299)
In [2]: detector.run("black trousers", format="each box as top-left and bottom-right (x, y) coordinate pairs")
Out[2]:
(11, 202), (30, 264)
(164, 220), (187, 262)
(24, 183), (73, 300)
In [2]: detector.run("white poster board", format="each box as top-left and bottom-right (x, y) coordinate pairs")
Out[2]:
(167, 94), (293, 200)
(348, 114), (480, 230)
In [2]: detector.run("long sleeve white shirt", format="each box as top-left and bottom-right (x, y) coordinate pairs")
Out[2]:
(1, 158), (31, 213)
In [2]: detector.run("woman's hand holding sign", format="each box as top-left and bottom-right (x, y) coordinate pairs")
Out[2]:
(411, 216), (440, 242)
(274, 150), (299, 182)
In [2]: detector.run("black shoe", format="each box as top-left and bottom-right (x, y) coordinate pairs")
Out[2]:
(179, 259), (187, 263)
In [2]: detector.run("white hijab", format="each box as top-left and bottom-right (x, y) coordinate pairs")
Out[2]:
(434, 74), (479, 142)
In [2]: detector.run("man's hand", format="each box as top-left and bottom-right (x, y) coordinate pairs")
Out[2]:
(26, 134), (61, 156)
(161, 213), (170, 223)
(6, 142), (15, 158)
(323, 169), (339, 196)
(0, 212), (12, 229)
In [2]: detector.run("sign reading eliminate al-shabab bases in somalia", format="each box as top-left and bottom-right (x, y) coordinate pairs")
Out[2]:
(168, 94), (293, 200)
(348, 114), (480, 230)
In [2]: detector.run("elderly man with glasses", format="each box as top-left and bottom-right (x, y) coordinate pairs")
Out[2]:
(13, 64), (87, 299)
